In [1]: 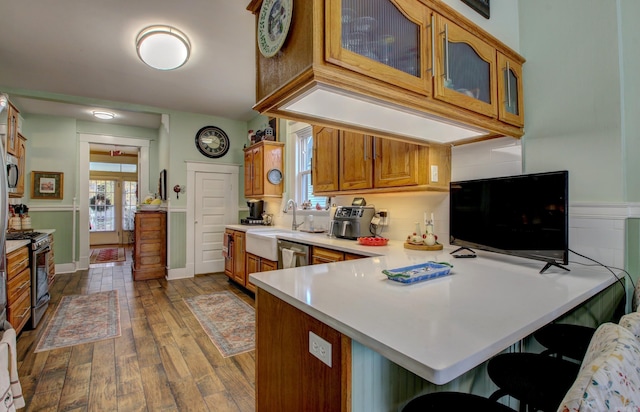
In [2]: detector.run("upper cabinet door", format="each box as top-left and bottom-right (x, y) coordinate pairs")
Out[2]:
(340, 131), (373, 191)
(327, 0), (433, 96)
(497, 52), (524, 127)
(312, 126), (340, 193)
(373, 138), (421, 188)
(433, 15), (498, 118)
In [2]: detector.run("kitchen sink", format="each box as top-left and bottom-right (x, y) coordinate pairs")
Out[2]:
(245, 229), (292, 261)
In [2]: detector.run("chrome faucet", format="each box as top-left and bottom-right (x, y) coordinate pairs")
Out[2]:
(284, 199), (303, 230)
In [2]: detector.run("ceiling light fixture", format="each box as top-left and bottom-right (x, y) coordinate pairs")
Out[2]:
(93, 111), (115, 120)
(136, 25), (191, 70)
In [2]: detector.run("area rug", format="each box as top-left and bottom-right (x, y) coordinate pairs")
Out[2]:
(90, 247), (125, 264)
(35, 290), (121, 353)
(184, 291), (255, 358)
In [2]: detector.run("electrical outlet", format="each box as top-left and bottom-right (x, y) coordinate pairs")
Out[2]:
(379, 209), (388, 226)
(309, 331), (332, 367)
(371, 216), (381, 225)
(431, 165), (439, 182)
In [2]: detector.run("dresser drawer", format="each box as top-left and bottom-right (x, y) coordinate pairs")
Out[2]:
(8, 287), (31, 334)
(7, 246), (29, 279)
(7, 266), (30, 305)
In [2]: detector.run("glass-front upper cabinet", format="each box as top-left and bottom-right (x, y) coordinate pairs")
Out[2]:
(433, 15), (498, 118)
(497, 52), (524, 127)
(326, 0), (433, 95)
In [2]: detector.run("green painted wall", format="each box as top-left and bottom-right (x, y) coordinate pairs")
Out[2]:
(169, 211), (186, 269)
(519, 0), (623, 202)
(28, 211), (75, 264)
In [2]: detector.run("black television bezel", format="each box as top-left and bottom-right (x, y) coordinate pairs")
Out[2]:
(449, 171), (569, 269)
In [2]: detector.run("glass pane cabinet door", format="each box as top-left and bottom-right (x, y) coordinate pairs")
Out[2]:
(327, 0), (432, 95)
(434, 15), (497, 118)
(497, 52), (524, 127)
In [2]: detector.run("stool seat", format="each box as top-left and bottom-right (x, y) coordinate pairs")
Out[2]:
(488, 353), (580, 412)
(403, 392), (516, 412)
(533, 323), (596, 360)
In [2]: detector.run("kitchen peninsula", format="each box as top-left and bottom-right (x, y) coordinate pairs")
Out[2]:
(247, 229), (620, 411)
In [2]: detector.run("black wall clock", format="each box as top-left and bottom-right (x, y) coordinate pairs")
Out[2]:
(195, 126), (230, 158)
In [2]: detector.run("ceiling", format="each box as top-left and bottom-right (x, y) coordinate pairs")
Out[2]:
(0, 0), (258, 129)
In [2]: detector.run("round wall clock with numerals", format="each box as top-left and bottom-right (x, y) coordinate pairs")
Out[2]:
(195, 126), (230, 158)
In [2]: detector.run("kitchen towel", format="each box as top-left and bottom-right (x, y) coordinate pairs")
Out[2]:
(282, 248), (296, 269)
(0, 321), (24, 411)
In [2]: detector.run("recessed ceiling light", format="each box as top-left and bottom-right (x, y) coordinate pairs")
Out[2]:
(93, 111), (115, 120)
(136, 25), (191, 70)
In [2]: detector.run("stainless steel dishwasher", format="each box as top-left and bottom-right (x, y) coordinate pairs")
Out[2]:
(277, 239), (311, 269)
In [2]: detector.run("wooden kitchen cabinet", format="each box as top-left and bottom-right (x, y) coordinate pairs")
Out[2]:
(245, 252), (277, 293)
(132, 211), (167, 281)
(314, 125), (450, 196)
(256, 288), (351, 411)
(248, 0), (526, 145)
(244, 140), (284, 198)
(312, 246), (345, 265)
(497, 52), (525, 127)
(4, 101), (20, 156)
(224, 229), (248, 288)
(312, 126), (340, 193)
(224, 229), (234, 276)
(10, 133), (27, 198)
(233, 230), (246, 286)
(312, 246), (366, 265)
(326, 0), (433, 97)
(339, 131), (373, 191)
(6, 245), (31, 334)
(433, 14), (498, 119)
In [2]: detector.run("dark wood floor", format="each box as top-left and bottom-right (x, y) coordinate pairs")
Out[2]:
(16, 247), (256, 411)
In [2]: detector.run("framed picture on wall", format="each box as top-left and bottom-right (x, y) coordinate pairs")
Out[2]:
(462, 0), (490, 19)
(31, 171), (64, 199)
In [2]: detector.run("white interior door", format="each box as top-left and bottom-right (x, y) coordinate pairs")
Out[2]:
(194, 171), (231, 274)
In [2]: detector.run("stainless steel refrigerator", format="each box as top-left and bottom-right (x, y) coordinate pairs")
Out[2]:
(0, 93), (9, 323)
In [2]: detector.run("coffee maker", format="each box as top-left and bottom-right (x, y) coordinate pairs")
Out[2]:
(241, 199), (265, 225)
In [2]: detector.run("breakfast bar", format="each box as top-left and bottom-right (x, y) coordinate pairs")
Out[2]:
(249, 235), (620, 411)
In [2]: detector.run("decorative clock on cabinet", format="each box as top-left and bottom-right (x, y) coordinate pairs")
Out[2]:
(195, 125), (230, 158)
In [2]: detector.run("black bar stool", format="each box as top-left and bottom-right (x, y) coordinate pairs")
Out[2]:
(402, 392), (516, 412)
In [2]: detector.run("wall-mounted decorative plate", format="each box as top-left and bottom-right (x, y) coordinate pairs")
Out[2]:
(257, 0), (293, 58)
(267, 168), (283, 184)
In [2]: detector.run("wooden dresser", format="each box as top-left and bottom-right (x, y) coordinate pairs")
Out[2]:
(6, 245), (31, 334)
(132, 211), (167, 281)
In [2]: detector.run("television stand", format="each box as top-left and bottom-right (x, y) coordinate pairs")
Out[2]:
(451, 246), (476, 256)
(539, 262), (570, 274)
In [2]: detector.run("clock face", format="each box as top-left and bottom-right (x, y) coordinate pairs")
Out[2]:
(195, 126), (230, 158)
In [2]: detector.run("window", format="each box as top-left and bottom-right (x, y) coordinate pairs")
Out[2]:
(89, 180), (115, 231)
(295, 126), (326, 208)
(122, 181), (138, 231)
(90, 162), (137, 173)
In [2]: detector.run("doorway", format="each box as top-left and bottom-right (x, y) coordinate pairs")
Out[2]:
(89, 177), (138, 246)
(78, 134), (150, 270)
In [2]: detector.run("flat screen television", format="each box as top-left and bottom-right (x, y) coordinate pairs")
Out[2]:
(449, 171), (569, 273)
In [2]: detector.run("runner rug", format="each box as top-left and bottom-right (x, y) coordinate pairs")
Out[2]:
(90, 247), (125, 264)
(184, 291), (255, 358)
(35, 290), (121, 353)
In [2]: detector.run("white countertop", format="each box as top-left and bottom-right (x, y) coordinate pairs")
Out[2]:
(6, 239), (30, 254)
(246, 226), (618, 385)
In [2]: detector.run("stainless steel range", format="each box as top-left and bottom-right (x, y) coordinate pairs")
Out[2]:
(6, 231), (51, 328)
